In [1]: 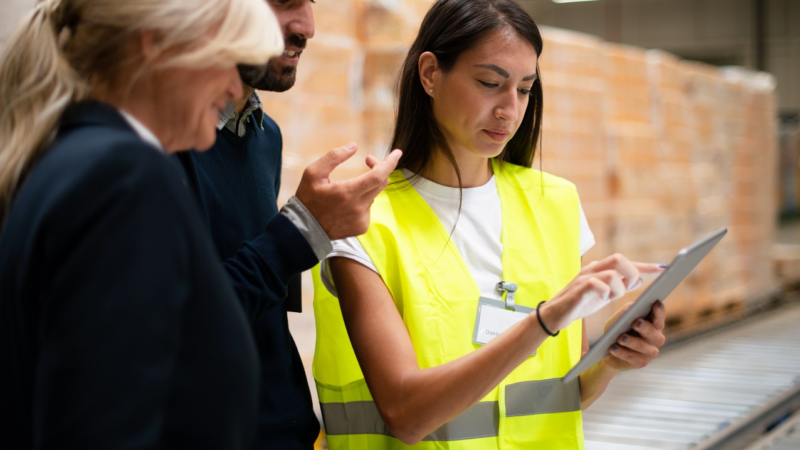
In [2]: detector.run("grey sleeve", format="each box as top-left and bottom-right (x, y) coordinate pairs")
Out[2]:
(280, 196), (333, 261)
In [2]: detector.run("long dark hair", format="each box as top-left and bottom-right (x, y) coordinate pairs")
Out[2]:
(391, 0), (544, 184)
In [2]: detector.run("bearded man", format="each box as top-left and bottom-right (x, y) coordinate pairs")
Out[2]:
(174, 1), (400, 448)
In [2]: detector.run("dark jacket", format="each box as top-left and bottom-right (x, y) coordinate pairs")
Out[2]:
(175, 112), (321, 450)
(0, 102), (260, 449)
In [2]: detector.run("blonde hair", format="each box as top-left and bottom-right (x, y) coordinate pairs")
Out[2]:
(0, 0), (283, 223)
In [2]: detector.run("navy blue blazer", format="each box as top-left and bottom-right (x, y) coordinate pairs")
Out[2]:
(0, 102), (260, 449)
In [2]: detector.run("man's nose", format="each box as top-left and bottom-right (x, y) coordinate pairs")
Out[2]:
(287, 1), (315, 41)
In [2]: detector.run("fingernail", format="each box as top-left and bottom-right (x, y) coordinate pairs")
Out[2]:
(611, 345), (619, 353)
(345, 142), (357, 151)
(659, 301), (664, 310)
(621, 335), (628, 343)
(637, 320), (643, 329)
(629, 277), (643, 290)
(658, 264), (669, 269)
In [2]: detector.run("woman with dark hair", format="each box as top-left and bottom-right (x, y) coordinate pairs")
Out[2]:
(312, 0), (667, 448)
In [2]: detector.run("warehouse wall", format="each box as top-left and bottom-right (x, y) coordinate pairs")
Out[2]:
(520, 0), (800, 114)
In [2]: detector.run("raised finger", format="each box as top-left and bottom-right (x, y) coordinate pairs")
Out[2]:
(348, 149), (402, 195)
(365, 155), (379, 169)
(307, 143), (358, 180)
(634, 262), (667, 275)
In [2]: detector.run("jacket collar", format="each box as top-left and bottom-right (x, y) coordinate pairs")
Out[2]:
(59, 101), (135, 135)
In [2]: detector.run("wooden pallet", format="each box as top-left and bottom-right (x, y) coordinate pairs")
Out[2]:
(665, 295), (746, 336)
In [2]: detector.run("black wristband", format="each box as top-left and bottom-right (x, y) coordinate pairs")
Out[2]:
(536, 301), (559, 337)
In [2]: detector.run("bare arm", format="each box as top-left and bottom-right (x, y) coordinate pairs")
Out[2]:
(331, 254), (664, 444)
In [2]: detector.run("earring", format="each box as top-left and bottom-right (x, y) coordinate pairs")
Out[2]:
(429, 88), (433, 93)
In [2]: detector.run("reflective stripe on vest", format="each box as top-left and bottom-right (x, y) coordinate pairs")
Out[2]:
(312, 160), (585, 449)
(322, 377), (581, 439)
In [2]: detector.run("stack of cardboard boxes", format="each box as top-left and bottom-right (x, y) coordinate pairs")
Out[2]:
(535, 30), (778, 338)
(645, 51), (697, 329)
(726, 69), (779, 301)
(679, 62), (740, 326)
(537, 28), (615, 341)
(538, 27), (609, 266)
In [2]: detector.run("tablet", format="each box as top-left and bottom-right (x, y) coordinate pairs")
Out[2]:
(561, 227), (728, 384)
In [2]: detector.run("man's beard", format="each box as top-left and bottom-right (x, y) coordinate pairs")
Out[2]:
(238, 34), (305, 92)
(238, 59), (297, 92)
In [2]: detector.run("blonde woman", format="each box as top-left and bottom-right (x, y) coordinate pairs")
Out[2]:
(0, 0), (282, 448)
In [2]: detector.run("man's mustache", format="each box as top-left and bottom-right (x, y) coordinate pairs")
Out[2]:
(285, 34), (307, 50)
(237, 34), (306, 86)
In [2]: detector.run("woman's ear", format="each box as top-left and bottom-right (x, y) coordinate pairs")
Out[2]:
(138, 30), (165, 63)
(418, 51), (439, 96)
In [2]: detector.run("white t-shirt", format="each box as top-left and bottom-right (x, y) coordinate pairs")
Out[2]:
(320, 170), (595, 299)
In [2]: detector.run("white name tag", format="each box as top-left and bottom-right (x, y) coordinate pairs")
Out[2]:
(473, 297), (536, 355)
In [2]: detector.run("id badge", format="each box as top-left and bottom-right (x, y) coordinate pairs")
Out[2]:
(473, 297), (536, 356)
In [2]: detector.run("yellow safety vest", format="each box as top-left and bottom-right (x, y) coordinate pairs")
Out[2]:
(312, 159), (584, 449)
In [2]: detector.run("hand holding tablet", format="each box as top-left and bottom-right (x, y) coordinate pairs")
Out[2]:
(601, 299), (667, 372)
(561, 227), (728, 383)
(538, 259), (666, 335)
